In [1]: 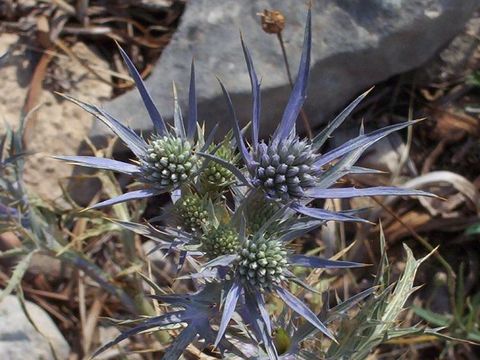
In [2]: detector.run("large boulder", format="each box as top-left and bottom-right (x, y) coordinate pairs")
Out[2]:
(96, 0), (478, 140)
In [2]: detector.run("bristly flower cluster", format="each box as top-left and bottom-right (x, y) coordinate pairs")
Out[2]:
(56, 8), (436, 360)
(55, 46), (211, 209)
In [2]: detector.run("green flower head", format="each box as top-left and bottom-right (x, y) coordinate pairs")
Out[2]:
(201, 224), (240, 258)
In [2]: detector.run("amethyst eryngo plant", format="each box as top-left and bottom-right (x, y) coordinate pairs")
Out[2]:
(55, 46), (209, 209)
(97, 195), (439, 359)
(55, 8), (438, 360)
(98, 193), (366, 359)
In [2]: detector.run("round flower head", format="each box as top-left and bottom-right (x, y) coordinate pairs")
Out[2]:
(239, 237), (287, 291)
(199, 137), (238, 193)
(175, 193), (209, 233)
(255, 137), (319, 201)
(200, 8), (435, 224)
(55, 51), (211, 209)
(141, 135), (199, 187)
(202, 224), (240, 258)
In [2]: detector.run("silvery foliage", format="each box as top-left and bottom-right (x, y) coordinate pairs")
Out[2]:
(56, 9), (436, 360)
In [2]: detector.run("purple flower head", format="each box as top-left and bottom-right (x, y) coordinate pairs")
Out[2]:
(201, 9), (436, 223)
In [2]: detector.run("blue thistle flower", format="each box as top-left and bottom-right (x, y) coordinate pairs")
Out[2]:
(105, 202), (365, 359)
(199, 206), (367, 359)
(201, 9), (435, 223)
(84, 8), (441, 360)
(199, 133), (239, 193)
(201, 223), (240, 258)
(55, 49), (208, 209)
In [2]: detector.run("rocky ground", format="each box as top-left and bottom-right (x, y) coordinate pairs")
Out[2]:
(1, 0), (182, 205)
(0, 33), (111, 202)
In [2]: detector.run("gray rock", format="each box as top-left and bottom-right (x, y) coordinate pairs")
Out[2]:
(96, 0), (478, 141)
(0, 295), (70, 360)
(420, 12), (480, 83)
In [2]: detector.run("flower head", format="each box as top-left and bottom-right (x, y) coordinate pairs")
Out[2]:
(258, 9), (286, 34)
(55, 51), (208, 209)
(141, 134), (199, 187)
(239, 236), (287, 290)
(201, 9), (435, 224)
(175, 193), (209, 233)
(199, 134), (239, 193)
(202, 223), (240, 258)
(255, 137), (319, 201)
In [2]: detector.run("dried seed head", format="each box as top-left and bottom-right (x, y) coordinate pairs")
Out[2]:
(175, 194), (208, 233)
(141, 135), (199, 189)
(199, 142), (238, 192)
(239, 237), (287, 291)
(202, 224), (240, 258)
(254, 138), (319, 201)
(258, 9), (285, 34)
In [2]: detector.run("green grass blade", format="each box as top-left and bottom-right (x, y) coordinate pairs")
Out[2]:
(0, 251), (34, 303)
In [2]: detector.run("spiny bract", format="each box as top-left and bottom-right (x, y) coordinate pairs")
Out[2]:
(201, 224), (240, 258)
(239, 237), (288, 291)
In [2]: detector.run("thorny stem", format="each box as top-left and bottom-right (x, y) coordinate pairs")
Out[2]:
(372, 198), (457, 312)
(276, 32), (313, 139)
